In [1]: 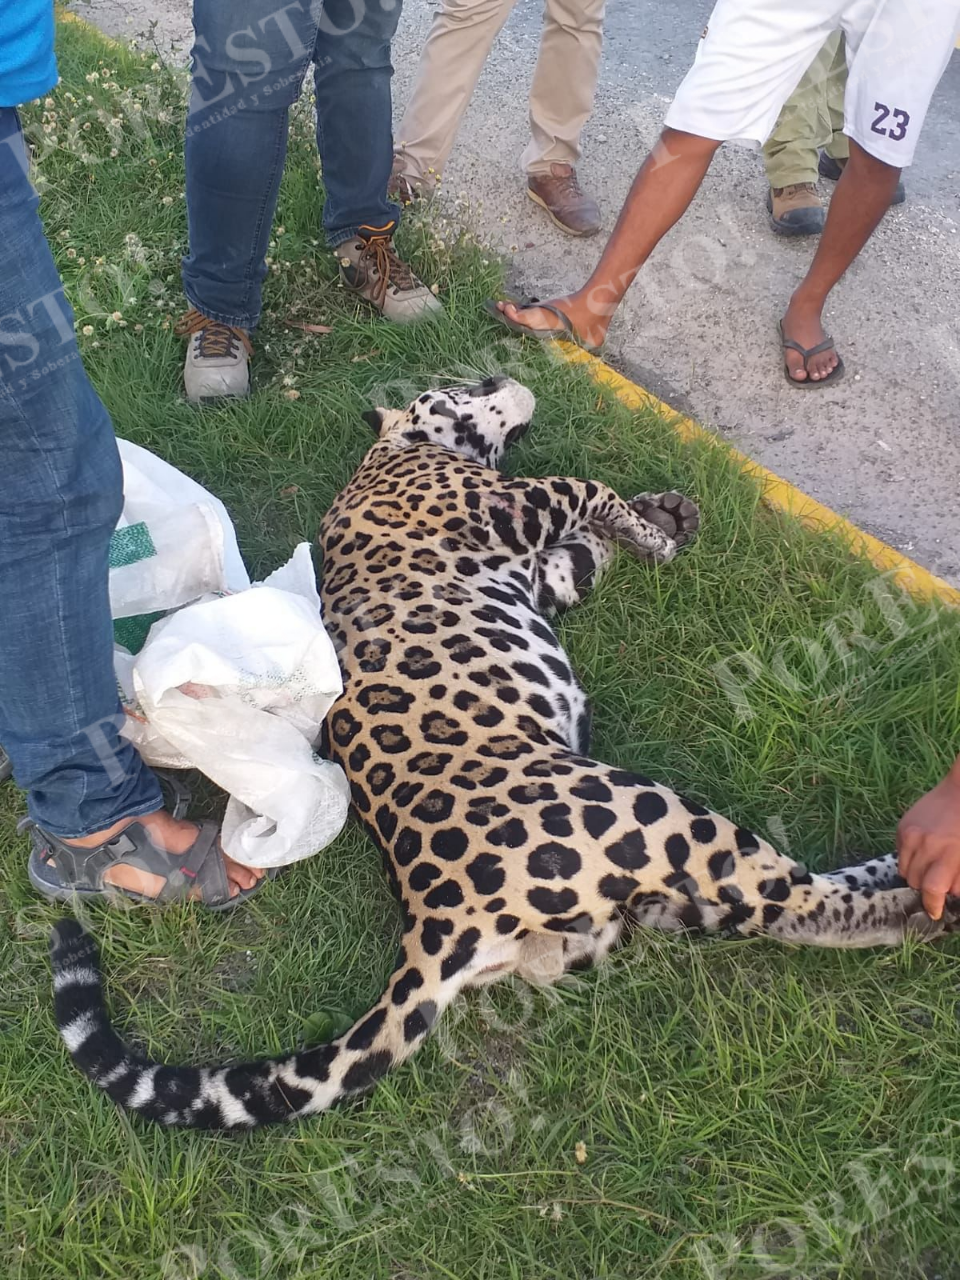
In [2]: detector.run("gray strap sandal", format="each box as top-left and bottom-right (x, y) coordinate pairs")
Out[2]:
(483, 297), (604, 356)
(23, 818), (253, 910)
(779, 321), (845, 389)
(23, 768), (263, 912)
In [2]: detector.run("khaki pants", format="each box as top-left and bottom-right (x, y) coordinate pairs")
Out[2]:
(763, 32), (849, 188)
(395, 0), (605, 185)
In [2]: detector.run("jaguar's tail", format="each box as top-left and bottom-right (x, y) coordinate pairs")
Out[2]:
(50, 918), (445, 1130)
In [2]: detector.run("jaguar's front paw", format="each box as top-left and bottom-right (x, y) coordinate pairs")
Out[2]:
(629, 492), (700, 548)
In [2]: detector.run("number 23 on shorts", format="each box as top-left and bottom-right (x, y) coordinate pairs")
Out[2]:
(872, 102), (910, 141)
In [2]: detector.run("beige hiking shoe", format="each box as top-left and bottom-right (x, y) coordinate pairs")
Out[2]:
(527, 163), (601, 237)
(337, 227), (442, 324)
(765, 183), (825, 237)
(176, 309), (253, 403)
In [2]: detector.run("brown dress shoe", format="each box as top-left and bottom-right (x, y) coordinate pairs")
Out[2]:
(526, 163), (601, 237)
(387, 153), (433, 205)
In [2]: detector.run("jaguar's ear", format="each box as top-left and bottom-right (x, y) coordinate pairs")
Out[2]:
(361, 408), (385, 434)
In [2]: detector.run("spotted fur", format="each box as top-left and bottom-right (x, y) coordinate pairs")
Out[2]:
(51, 376), (957, 1129)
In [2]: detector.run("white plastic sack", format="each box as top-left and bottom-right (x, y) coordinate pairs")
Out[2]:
(113, 440), (250, 616)
(111, 441), (350, 869)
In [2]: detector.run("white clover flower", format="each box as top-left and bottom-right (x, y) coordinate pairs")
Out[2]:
(81, 325), (94, 336)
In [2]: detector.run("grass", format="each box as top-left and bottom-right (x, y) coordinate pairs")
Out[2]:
(3, 19), (960, 1280)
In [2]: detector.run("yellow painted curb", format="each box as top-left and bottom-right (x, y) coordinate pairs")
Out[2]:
(559, 344), (960, 608)
(58, 7), (120, 44)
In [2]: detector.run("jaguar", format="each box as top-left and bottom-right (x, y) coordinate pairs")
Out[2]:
(50, 375), (955, 1129)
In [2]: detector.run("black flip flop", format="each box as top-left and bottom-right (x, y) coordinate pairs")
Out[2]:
(483, 297), (604, 356)
(779, 321), (845, 389)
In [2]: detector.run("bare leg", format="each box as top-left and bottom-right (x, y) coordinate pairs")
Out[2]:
(781, 138), (901, 382)
(497, 129), (720, 346)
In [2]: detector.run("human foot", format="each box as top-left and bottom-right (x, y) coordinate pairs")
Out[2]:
(66, 810), (263, 899)
(780, 299), (842, 384)
(489, 296), (606, 353)
(28, 808), (264, 906)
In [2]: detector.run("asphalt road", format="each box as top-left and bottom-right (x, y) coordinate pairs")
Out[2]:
(77, 0), (960, 584)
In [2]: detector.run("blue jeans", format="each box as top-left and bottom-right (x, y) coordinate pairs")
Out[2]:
(0, 108), (162, 839)
(181, 0), (403, 330)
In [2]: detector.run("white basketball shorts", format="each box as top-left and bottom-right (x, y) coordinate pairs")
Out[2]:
(663, 0), (960, 166)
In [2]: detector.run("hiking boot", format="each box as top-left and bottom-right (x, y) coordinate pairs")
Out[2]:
(337, 226), (443, 323)
(177, 309), (252, 403)
(527, 163), (601, 237)
(818, 151), (906, 205)
(766, 183), (825, 236)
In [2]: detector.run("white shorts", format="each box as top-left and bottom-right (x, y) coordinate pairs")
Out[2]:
(663, 0), (960, 166)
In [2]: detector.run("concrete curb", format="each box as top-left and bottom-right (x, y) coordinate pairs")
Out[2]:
(560, 344), (960, 609)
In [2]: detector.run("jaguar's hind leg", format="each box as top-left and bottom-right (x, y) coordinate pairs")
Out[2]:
(762, 880), (960, 946)
(628, 831), (957, 949)
(534, 530), (612, 615)
(821, 853), (905, 891)
(561, 917), (625, 972)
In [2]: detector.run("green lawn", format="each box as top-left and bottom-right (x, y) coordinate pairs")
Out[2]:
(3, 20), (960, 1280)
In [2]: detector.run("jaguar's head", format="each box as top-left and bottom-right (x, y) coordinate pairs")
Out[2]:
(362, 376), (536, 467)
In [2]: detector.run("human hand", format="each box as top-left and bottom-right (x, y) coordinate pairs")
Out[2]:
(897, 757), (960, 920)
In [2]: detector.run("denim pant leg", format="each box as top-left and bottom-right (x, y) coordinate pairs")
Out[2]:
(181, 0), (319, 329)
(314, 0), (403, 246)
(0, 109), (161, 839)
